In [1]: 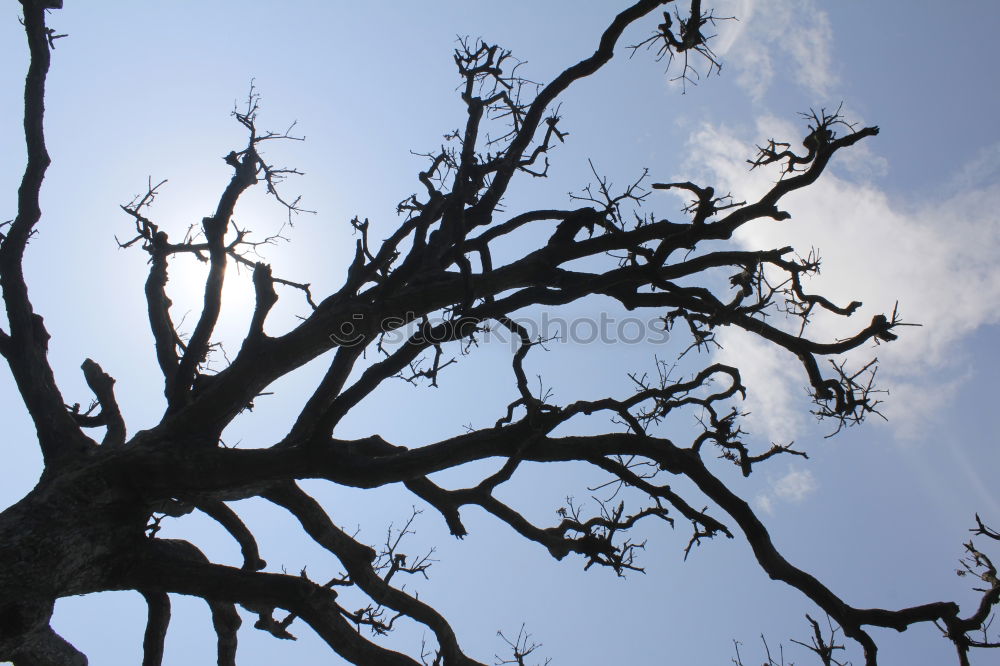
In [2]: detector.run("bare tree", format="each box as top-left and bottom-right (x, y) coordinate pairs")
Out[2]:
(0, 2), (997, 665)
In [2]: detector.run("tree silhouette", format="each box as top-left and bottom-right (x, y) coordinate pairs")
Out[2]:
(1, 2), (997, 665)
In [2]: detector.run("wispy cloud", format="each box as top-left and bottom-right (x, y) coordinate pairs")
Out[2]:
(755, 467), (818, 514)
(773, 467), (818, 501)
(754, 493), (774, 514)
(712, 0), (837, 101)
(945, 140), (1000, 195)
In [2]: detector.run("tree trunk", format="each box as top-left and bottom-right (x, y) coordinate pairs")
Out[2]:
(0, 457), (146, 664)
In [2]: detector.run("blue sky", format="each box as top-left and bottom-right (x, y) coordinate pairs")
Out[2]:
(1, 2), (999, 664)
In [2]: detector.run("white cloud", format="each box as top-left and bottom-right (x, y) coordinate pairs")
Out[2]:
(678, 119), (1000, 442)
(711, 0), (837, 101)
(772, 467), (817, 502)
(946, 140), (1000, 195)
(754, 492), (774, 515)
(755, 467), (817, 514)
(717, 333), (805, 443)
(883, 372), (967, 442)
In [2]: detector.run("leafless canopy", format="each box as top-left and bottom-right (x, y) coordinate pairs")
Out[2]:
(1, 2), (997, 666)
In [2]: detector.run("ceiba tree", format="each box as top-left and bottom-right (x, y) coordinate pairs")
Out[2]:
(1, 1), (997, 665)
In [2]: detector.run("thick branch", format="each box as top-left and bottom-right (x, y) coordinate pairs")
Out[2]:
(0, 0), (91, 464)
(196, 500), (266, 571)
(281, 345), (365, 446)
(124, 537), (433, 666)
(208, 597), (241, 666)
(262, 483), (482, 665)
(140, 591), (169, 666)
(80, 359), (126, 447)
(168, 149), (258, 413)
(7, 623), (88, 666)
(142, 226), (182, 397)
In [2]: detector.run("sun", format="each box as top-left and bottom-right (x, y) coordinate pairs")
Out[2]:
(166, 255), (257, 340)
